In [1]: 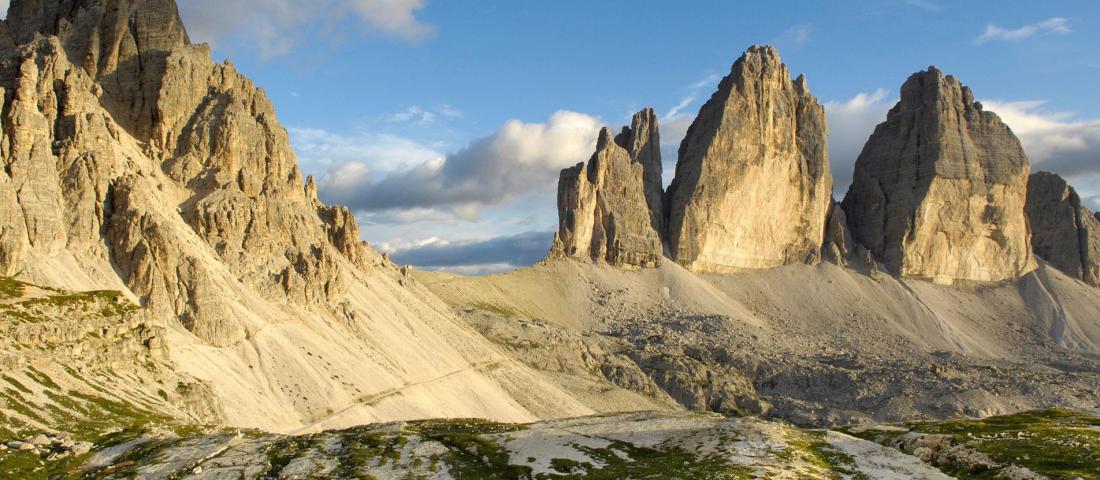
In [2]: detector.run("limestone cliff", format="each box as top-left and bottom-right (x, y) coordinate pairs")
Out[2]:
(552, 126), (663, 268)
(614, 108), (664, 235)
(1026, 172), (1100, 288)
(841, 67), (1035, 284)
(0, 0), (591, 432)
(665, 46), (833, 272)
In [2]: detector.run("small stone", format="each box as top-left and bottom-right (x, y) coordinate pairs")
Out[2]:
(29, 435), (50, 447)
(71, 442), (93, 456)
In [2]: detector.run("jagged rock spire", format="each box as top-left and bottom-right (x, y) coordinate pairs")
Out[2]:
(551, 126), (663, 268)
(615, 108), (664, 235)
(665, 45), (833, 272)
(1026, 172), (1100, 287)
(841, 67), (1035, 284)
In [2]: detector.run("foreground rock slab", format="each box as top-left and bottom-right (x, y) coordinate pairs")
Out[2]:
(8, 412), (955, 479)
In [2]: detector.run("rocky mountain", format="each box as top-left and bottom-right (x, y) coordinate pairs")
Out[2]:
(0, 0), (595, 436)
(841, 67), (1036, 284)
(550, 125), (664, 268)
(1026, 172), (1100, 287)
(665, 46), (833, 272)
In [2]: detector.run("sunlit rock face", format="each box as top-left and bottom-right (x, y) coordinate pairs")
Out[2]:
(552, 126), (664, 268)
(1026, 172), (1100, 288)
(841, 67), (1035, 284)
(665, 45), (833, 272)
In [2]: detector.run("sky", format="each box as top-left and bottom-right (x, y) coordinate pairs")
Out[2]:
(9, 0), (1100, 274)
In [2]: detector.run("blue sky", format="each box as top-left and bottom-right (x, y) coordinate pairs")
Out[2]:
(13, 0), (1100, 274)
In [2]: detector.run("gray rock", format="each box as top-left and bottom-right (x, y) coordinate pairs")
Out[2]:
(1026, 172), (1100, 287)
(841, 67), (1035, 284)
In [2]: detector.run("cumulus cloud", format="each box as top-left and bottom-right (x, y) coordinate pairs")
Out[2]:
(0, 1), (8, 18)
(317, 110), (601, 216)
(976, 17), (1071, 44)
(386, 231), (555, 275)
(824, 89), (895, 193)
(178, 0), (435, 58)
(981, 100), (1100, 177)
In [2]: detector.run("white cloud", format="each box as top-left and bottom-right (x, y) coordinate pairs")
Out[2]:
(316, 110), (601, 216)
(825, 89), (895, 194)
(289, 127), (444, 176)
(981, 100), (1100, 178)
(178, 0), (435, 58)
(976, 17), (1071, 44)
(0, 1), (9, 18)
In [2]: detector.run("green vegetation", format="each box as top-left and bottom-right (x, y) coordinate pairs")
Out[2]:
(908, 409), (1100, 480)
(0, 277), (24, 299)
(785, 430), (870, 480)
(469, 301), (520, 318)
(538, 440), (754, 480)
(844, 409), (1100, 480)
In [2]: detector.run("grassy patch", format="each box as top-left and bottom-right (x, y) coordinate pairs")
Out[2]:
(906, 409), (1100, 480)
(786, 430), (870, 480)
(469, 302), (519, 318)
(0, 277), (24, 299)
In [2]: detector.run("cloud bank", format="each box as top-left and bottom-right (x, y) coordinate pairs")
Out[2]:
(178, 0), (435, 57)
(386, 231), (555, 275)
(317, 110), (601, 217)
(982, 100), (1100, 178)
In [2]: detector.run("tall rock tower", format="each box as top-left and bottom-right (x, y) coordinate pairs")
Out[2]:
(665, 46), (833, 272)
(841, 68), (1035, 284)
(551, 123), (664, 268)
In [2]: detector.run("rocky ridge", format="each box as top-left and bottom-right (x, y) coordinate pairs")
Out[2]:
(841, 67), (1036, 284)
(1026, 172), (1100, 288)
(0, 0), (593, 435)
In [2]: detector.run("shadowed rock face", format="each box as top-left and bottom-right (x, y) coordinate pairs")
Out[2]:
(841, 68), (1035, 284)
(552, 127), (663, 268)
(1026, 172), (1100, 288)
(665, 45), (833, 272)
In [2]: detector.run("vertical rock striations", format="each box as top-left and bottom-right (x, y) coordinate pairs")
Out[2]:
(552, 127), (663, 268)
(841, 67), (1035, 284)
(1026, 172), (1100, 288)
(665, 46), (833, 272)
(614, 108), (664, 236)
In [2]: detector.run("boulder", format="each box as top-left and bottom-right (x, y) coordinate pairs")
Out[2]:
(665, 45), (833, 272)
(841, 67), (1035, 284)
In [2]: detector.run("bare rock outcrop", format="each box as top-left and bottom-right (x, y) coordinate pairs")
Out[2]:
(665, 46), (833, 272)
(551, 127), (663, 268)
(614, 108), (664, 235)
(841, 67), (1035, 284)
(1026, 172), (1100, 287)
